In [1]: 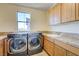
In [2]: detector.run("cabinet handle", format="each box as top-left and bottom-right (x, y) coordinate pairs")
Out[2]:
(7, 39), (13, 54)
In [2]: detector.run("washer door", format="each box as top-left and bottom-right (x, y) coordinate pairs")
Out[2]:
(10, 38), (27, 53)
(28, 37), (41, 50)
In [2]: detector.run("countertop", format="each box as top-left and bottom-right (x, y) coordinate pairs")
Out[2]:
(43, 33), (79, 48)
(0, 35), (7, 40)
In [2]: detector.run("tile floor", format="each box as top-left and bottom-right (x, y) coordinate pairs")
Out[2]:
(32, 50), (48, 56)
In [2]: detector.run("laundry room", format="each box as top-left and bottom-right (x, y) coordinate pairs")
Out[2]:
(1, 1), (79, 57)
(0, 3), (50, 56)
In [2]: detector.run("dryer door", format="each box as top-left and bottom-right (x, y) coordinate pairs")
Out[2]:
(28, 37), (41, 50)
(9, 38), (27, 54)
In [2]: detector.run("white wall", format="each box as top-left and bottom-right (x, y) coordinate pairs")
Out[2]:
(0, 4), (17, 32)
(0, 4), (47, 32)
(49, 21), (79, 34)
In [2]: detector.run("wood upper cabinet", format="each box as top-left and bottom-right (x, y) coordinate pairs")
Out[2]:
(61, 3), (75, 23)
(54, 44), (66, 56)
(48, 4), (61, 25)
(76, 3), (79, 21)
(44, 36), (54, 56)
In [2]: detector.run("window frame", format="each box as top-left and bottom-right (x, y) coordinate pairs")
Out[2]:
(16, 11), (31, 32)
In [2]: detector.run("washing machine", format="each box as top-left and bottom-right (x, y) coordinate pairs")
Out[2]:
(7, 33), (27, 56)
(28, 32), (43, 55)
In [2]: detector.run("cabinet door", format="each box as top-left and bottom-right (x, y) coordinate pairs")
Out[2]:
(48, 6), (55, 25)
(3, 38), (8, 56)
(44, 36), (54, 56)
(54, 4), (61, 24)
(67, 51), (77, 56)
(48, 4), (61, 25)
(76, 3), (79, 21)
(0, 40), (3, 56)
(61, 3), (75, 23)
(54, 44), (66, 56)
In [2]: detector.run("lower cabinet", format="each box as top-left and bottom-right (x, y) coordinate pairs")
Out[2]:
(44, 36), (54, 56)
(54, 44), (66, 56)
(44, 36), (66, 56)
(44, 35), (77, 56)
(0, 40), (3, 56)
(0, 38), (8, 56)
(66, 51), (77, 56)
(3, 38), (8, 56)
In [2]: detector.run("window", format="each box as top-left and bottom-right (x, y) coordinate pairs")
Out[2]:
(17, 12), (30, 32)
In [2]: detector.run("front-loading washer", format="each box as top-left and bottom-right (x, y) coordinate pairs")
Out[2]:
(28, 33), (43, 55)
(7, 34), (27, 56)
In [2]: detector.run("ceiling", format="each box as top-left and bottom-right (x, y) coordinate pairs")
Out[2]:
(15, 3), (54, 10)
